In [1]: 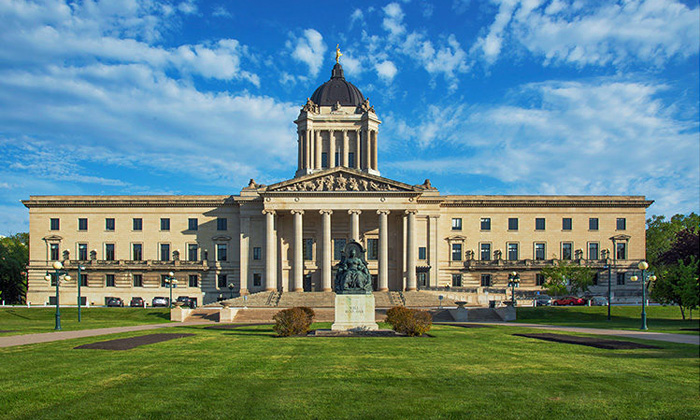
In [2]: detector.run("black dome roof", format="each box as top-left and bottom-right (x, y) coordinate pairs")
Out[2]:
(310, 63), (365, 106)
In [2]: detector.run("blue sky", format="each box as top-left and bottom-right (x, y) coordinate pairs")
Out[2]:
(1, 0), (698, 235)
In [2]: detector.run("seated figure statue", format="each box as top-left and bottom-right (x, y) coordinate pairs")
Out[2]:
(334, 241), (372, 294)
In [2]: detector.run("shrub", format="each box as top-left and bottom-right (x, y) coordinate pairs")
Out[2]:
(385, 306), (432, 337)
(297, 306), (316, 322)
(273, 307), (314, 337)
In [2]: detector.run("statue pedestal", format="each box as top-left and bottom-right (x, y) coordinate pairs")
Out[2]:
(332, 294), (378, 331)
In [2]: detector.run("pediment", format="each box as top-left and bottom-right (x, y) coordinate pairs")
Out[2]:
(263, 168), (422, 193)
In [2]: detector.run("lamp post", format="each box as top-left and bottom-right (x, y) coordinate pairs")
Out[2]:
(228, 283), (235, 299)
(507, 271), (520, 306)
(603, 262), (612, 321)
(44, 261), (72, 331)
(630, 261), (656, 330)
(76, 264), (85, 322)
(164, 272), (177, 308)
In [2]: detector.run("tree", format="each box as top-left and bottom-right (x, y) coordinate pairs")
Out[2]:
(540, 262), (595, 296)
(0, 233), (29, 304)
(646, 213), (699, 267)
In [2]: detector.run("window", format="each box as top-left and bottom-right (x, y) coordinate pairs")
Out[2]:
(105, 244), (115, 261)
(562, 218), (572, 231)
(481, 274), (491, 287)
(80, 274), (88, 287)
(418, 247), (427, 260)
(133, 274), (143, 287)
(321, 152), (328, 168)
(253, 247), (262, 260)
(592, 273), (598, 286)
(217, 274), (227, 288)
(160, 243), (170, 261)
(132, 244), (142, 261)
(616, 242), (627, 260)
(217, 217), (228, 231)
(188, 244), (199, 261)
(188, 274), (198, 288)
(535, 218), (545, 231)
(348, 152), (355, 167)
(588, 243), (599, 260)
(589, 218), (599, 231)
(188, 218), (198, 231)
(253, 273), (262, 287)
(106, 274), (115, 287)
(508, 218), (518, 231)
(562, 243), (572, 260)
(417, 272), (427, 288)
(161, 274), (168, 287)
(536, 273), (546, 286)
(334, 152), (340, 166)
(50, 218), (60, 230)
(451, 218), (462, 230)
(534, 243), (545, 260)
(78, 243), (88, 261)
(507, 243), (519, 261)
(303, 238), (315, 260)
(366, 239), (378, 260)
(160, 218), (170, 231)
(451, 243), (462, 261)
(452, 274), (462, 287)
(616, 218), (626, 230)
(78, 218), (88, 231)
(617, 272), (626, 285)
(49, 273), (57, 286)
(217, 243), (227, 262)
(480, 243), (491, 261)
(480, 218), (491, 231)
(105, 218), (115, 231)
(334, 239), (346, 260)
(132, 218), (142, 231)
(50, 243), (60, 261)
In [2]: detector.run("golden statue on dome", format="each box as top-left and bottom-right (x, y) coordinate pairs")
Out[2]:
(335, 44), (343, 64)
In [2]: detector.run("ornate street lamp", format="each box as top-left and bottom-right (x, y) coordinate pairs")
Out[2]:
(163, 272), (178, 308)
(76, 264), (85, 322)
(630, 261), (656, 330)
(507, 271), (520, 307)
(44, 261), (72, 330)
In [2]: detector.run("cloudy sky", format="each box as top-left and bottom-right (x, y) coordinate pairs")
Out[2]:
(1, 0), (698, 235)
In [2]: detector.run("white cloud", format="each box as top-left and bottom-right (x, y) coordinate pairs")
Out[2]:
(341, 54), (362, 77)
(212, 6), (232, 18)
(288, 29), (327, 77)
(375, 60), (398, 81)
(382, 3), (406, 38)
(350, 8), (364, 28)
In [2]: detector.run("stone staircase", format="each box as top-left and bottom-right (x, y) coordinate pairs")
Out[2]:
(276, 292), (335, 308)
(185, 308), (220, 322)
(211, 291), (276, 308)
(403, 291), (460, 308)
(463, 308), (503, 322)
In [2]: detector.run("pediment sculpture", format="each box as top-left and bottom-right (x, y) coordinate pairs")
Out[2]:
(272, 173), (402, 192)
(334, 241), (372, 295)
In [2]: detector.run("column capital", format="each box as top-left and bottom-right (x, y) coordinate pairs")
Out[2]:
(319, 209), (333, 215)
(262, 209), (276, 216)
(377, 210), (390, 215)
(290, 210), (305, 215)
(404, 210), (418, 215)
(348, 209), (362, 215)
(428, 214), (440, 219)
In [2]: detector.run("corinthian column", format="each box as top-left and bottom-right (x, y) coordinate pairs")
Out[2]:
(291, 210), (304, 292)
(342, 130), (349, 167)
(320, 210), (333, 291)
(329, 131), (335, 168)
(315, 131), (322, 170)
(405, 210), (417, 291)
(377, 210), (390, 291)
(348, 210), (361, 242)
(263, 210), (276, 291)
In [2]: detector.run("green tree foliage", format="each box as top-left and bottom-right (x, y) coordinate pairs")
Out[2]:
(0, 233), (29, 304)
(540, 262), (594, 296)
(646, 213), (699, 266)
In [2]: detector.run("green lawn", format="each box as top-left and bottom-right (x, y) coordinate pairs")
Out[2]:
(516, 305), (700, 334)
(0, 307), (171, 335)
(0, 323), (698, 419)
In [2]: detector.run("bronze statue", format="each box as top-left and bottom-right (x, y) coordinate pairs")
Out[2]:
(334, 241), (372, 294)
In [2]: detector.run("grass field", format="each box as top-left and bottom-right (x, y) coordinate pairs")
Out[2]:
(516, 305), (700, 334)
(0, 322), (698, 419)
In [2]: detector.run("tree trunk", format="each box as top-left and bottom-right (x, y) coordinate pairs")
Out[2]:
(679, 305), (686, 320)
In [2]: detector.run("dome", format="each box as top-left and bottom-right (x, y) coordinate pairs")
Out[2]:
(310, 63), (365, 107)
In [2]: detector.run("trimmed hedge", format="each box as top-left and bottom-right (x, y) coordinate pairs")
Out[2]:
(273, 307), (315, 337)
(385, 306), (432, 337)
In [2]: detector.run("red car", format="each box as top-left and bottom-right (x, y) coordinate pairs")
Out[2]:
(553, 296), (586, 306)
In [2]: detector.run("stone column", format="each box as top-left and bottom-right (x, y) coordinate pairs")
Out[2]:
(377, 210), (390, 291)
(329, 130), (336, 168)
(315, 131), (322, 170)
(372, 131), (378, 170)
(355, 130), (361, 169)
(292, 210), (304, 292)
(364, 130), (371, 170)
(348, 210), (361, 242)
(320, 210), (333, 291)
(263, 210), (276, 291)
(405, 210), (417, 291)
(239, 216), (250, 295)
(342, 130), (349, 167)
(428, 215), (440, 287)
(297, 132), (302, 171)
(306, 130), (311, 170)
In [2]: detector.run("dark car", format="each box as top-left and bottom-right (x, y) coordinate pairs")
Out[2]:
(130, 297), (144, 307)
(534, 295), (552, 306)
(176, 296), (196, 309)
(553, 296), (586, 306)
(152, 297), (170, 307)
(106, 297), (124, 307)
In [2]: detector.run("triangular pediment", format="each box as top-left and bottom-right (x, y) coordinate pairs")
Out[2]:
(263, 168), (423, 193)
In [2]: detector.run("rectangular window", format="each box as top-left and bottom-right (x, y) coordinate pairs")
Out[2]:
(451, 243), (462, 261)
(562, 242), (572, 260)
(217, 217), (228, 231)
(480, 217), (491, 231)
(188, 244), (199, 261)
(132, 218), (142, 231)
(417, 272), (427, 288)
(160, 218), (170, 231)
(78, 218), (88, 231)
(217, 244), (227, 262)
(132, 244), (142, 261)
(588, 242), (599, 260)
(536, 273), (545, 286)
(105, 218), (115, 231)
(418, 247), (427, 260)
(508, 218), (518, 231)
(333, 239), (346, 260)
(366, 239), (378, 260)
(188, 274), (198, 288)
(50, 218), (60, 230)
(589, 218), (599, 231)
(481, 274), (491, 287)
(348, 152), (355, 167)
(105, 274), (115, 287)
(50, 243), (60, 261)
(452, 274), (462, 287)
(78, 243), (88, 261)
(451, 218), (462, 230)
(535, 218), (545, 231)
(507, 243), (519, 261)
(480, 243), (491, 261)
(617, 272), (626, 285)
(105, 244), (115, 261)
(616, 242), (627, 260)
(161, 274), (168, 287)
(562, 218), (572, 230)
(303, 238), (314, 260)
(534, 243), (545, 261)
(334, 152), (340, 166)
(253, 273), (262, 287)
(133, 274), (143, 287)
(592, 273), (598, 286)
(616, 218), (626, 230)
(217, 274), (227, 288)
(253, 247), (262, 260)
(188, 218), (198, 231)
(160, 243), (170, 261)
(321, 152), (328, 168)
(80, 274), (88, 287)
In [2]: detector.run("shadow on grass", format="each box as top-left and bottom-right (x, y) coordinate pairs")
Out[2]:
(146, 311), (171, 321)
(223, 329), (277, 337)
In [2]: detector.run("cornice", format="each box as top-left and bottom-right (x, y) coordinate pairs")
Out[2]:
(440, 198), (653, 208)
(22, 196), (240, 208)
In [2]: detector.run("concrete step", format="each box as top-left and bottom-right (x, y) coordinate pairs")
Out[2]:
(233, 307), (336, 323)
(185, 308), (220, 322)
(466, 308), (502, 322)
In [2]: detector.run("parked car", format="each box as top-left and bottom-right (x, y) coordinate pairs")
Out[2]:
(130, 297), (144, 307)
(152, 297), (170, 307)
(534, 295), (552, 306)
(553, 296), (586, 306)
(589, 296), (608, 306)
(176, 296), (196, 309)
(106, 297), (124, 307)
